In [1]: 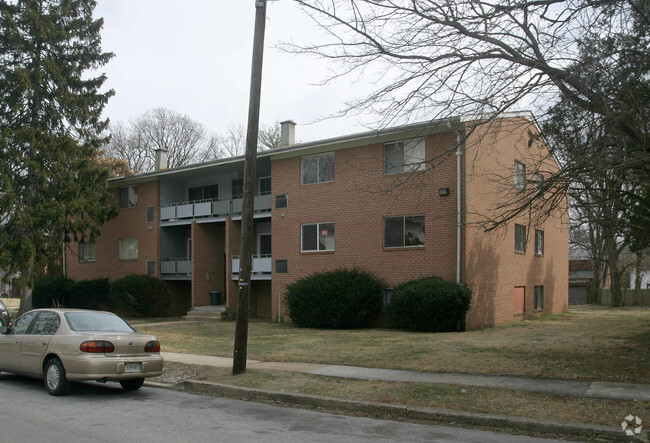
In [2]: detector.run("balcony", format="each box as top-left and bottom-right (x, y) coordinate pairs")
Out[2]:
(160, 257), (192, 279)
(231, 255), (272, 280)
(161, 195), (271, 222)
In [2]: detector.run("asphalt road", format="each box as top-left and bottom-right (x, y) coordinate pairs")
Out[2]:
(0, 374), (573, 443)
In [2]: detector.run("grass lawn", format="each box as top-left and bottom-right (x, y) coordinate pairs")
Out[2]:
(141, 308), (650, 383)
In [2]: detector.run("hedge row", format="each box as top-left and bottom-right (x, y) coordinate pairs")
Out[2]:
(32, 274), (177, 317)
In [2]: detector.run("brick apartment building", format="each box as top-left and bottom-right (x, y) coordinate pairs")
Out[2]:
(65, 112), (568, 329)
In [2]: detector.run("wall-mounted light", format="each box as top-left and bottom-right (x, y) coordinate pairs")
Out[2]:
(439, 187), (450, 196)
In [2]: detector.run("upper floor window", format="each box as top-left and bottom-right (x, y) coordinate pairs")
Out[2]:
(535, 229), (544, 255)
(515, 224), (526, 252)
(384, 139), (425, 174)
(188, 184), (218, 202)
(301, 152), (334, 185)
(514, 161), (526, 190)
(384, 215), (425, 248)
(119, 186), (138, 208)
(301, 222), (335, 252)
(259, 177), (271, 195)
(119, 237), (138, 260)
(232, 178), (244, 199)
(534, 172), (544, 193)
(78, 242), (96, 263)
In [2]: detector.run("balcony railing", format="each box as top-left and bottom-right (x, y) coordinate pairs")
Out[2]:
(231, 254), (272, 280)
(161, 194), (271, 222)
(160, 257), (192, 276)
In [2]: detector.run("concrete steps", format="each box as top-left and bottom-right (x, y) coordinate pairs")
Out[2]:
(183, 305), (226, 322)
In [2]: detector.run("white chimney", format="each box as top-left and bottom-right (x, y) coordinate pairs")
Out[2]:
(155, 148), (168, 170)
(280, 120), (296, 147)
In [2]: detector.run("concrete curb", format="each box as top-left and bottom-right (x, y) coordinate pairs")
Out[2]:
(174, 379), (648, 443)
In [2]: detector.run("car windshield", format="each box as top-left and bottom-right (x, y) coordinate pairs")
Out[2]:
(64, 312), (135, 332)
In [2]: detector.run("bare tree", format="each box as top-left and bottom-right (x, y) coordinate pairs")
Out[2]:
(104, 108), (211, 172)
(204, 121), (282, 160)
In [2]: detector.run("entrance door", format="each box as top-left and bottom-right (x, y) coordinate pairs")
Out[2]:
(258, 233), (271, 255)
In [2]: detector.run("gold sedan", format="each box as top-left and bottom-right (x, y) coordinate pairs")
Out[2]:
(0, 309), (164, 395)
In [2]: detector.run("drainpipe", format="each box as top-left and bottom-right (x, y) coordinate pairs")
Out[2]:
(456, 130), (462, 284)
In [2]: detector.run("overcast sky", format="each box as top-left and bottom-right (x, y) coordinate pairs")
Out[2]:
(94, 0), (375, 143)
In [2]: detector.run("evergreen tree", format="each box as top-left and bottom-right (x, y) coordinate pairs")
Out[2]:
(0, 0), (116, 313)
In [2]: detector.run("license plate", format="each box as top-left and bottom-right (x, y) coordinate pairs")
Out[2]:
(124, 362), (142, 373)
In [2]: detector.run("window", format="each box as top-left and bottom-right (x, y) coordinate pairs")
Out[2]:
(534, 286), (544, 310)
(534, 172), (544, 193)
(301, 152), (334, 184)
(301, 222), (335, 252)
(119, 238), (138, 260)
(535, 229), (544, 255)
(119, 186), (138, 208)
(188, 184), (219, 201)
(146, 260), (156, 276)
(146, 206), (155, 223)
(515, 224), (526, 252)
(29, 311), (60, 335)
(384, 289), (393, 306)
(275, 194), (288, 209)
(384, 139), (425, 174)
(259, 177), (271, 195)
(79, 242), (96, 262)
(12, 311), (38, 334)
(232, 178), (243, 199)
(384, 215), (425, 248)
(514, 161), (526, 190)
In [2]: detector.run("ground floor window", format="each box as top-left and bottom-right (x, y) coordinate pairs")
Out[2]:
(384, 215), (425, 248)
(119, 237), (139, 260)
(534, 285), (544, 310)
(78, 242), (96, 262)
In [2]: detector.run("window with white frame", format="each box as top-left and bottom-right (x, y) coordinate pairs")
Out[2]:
(119, 238), (138, 260)
(118, 186), (138, 209)
(301, 222), (335, 252)
(535, 229), (544, 255)
(515, 224), (526, 252)
(384, 215), (425, 248)
(534, 285), (544, 310)
(301, 152), (334, 185)
(384, 139), (425, 174)
(78, 242), (96, 262)
(514, 161), (526, 190)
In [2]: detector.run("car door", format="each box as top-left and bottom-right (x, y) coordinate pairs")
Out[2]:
(20, 311), (60, 375)
(0, 311), (38, 371)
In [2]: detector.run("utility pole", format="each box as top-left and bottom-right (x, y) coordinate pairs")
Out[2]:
(233, 0), (267, 375)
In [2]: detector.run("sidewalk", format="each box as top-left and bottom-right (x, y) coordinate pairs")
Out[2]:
(161, 351), (650, 401)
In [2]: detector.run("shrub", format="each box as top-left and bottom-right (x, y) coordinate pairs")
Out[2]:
(221, 306), (237, 321)
(286, 267), (384, 329)
(67, 278), (111, 310)
(109, 274), (171, 317)
(33, 274), (74, 308)
(388, 276), (471, 332)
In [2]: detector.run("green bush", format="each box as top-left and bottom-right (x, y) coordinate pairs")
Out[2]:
(286, 267), (384, 329)
(221, 306), (236, 321)
(33, 274), (73, 308)
(68, 278), (110, 310)
(388, 276), (471, 332)
(109, 274), (171, 317)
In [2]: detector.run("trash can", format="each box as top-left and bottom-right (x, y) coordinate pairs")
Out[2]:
(209, 291), (221, 306)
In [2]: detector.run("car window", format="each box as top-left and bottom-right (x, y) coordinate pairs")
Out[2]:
(12, 311), (38, 334)
(64, 312), (135, 332)
(0, 300), (6, 310)
(30, 311), (60, 335)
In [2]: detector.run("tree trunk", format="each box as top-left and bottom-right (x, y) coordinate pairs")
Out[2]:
(18, 287), (32, 317)
(634, 253), (643, 305)
(604, 236), (623, 307)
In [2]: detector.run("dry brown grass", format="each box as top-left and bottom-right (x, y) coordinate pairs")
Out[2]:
(143, 308), (650, 384)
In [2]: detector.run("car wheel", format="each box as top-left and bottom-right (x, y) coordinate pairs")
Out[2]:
(120, 378), (145, 391)
(44, 358), (70, 396)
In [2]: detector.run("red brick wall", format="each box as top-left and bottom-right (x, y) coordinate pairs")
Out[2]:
(271, 132), (460, 322)
(462, 118), (569, 328)
(191, 222), (225, 307)
(65, 180), (160, 282)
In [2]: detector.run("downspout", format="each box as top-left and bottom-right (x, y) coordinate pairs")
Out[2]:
(456, 130), (462, 284)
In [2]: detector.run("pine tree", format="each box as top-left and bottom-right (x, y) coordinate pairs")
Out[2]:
(0, 0), (116, 313)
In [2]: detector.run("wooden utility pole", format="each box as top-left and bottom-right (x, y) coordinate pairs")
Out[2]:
(233, 0), (267, 375)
